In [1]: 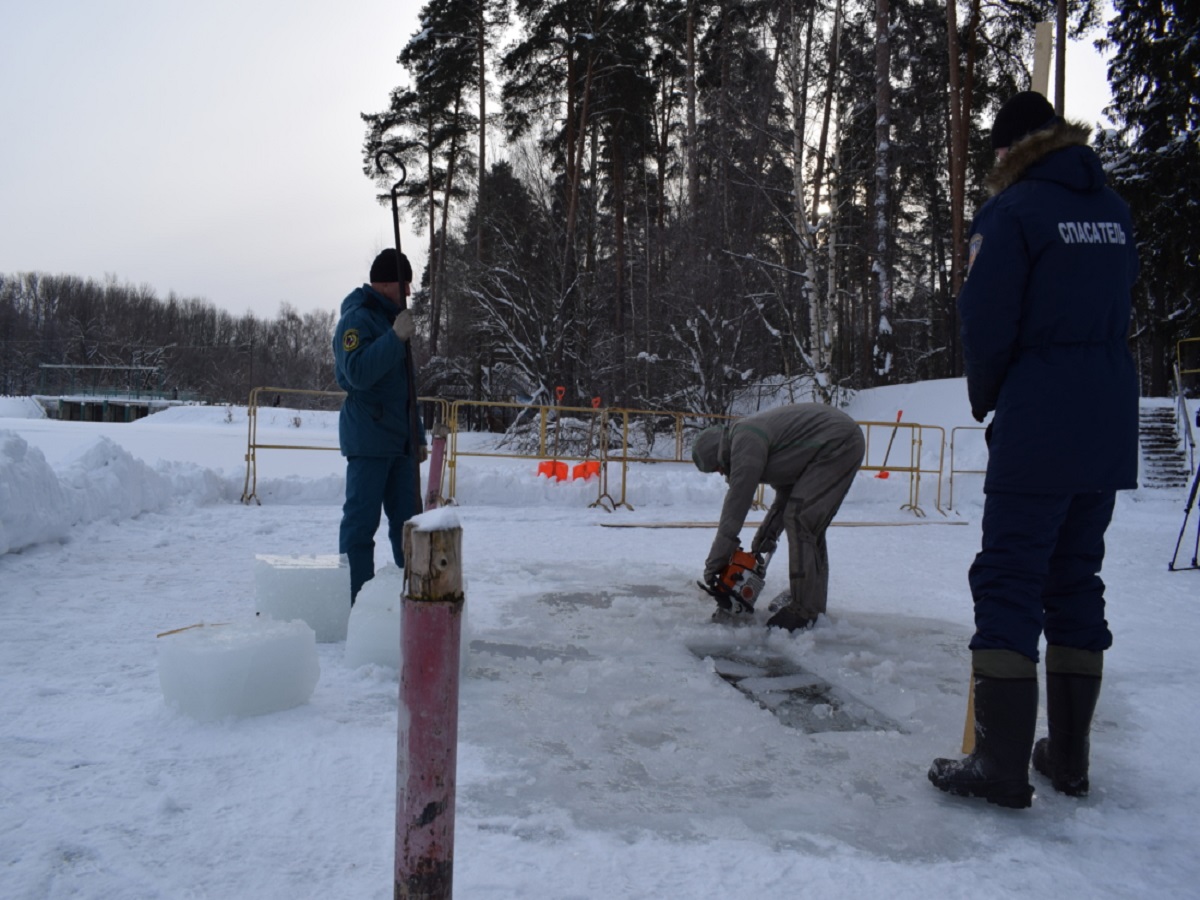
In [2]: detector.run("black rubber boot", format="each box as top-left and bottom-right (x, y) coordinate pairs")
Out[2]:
(929, 651), (1037, 809)
(766, 604), (816, 632)
(1032, 647), (1102, 797)
(766, 577), (818, 632)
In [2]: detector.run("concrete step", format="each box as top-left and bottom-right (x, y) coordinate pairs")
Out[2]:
(1136, 402), (1192, 490)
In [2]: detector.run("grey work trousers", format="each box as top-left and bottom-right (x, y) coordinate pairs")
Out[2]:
(775, 430), (865, 618)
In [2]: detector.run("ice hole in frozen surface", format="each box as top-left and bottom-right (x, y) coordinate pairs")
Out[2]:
(690, 642), (902, 735)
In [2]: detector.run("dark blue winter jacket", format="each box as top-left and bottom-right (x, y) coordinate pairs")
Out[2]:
(958, 122), (1139, 494)
(332, 285), (425, 458)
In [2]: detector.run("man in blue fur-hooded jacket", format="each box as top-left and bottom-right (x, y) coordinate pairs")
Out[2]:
(929, 92), (1139, 810)
(333, 248), (426, 603)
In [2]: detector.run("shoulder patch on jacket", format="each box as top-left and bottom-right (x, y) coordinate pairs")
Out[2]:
(966, 234), (983, 277)
(342, 328), (360, 352)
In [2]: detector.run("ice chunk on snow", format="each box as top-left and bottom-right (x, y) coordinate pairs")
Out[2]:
(254, 554), (351, 642)
(344, 566), (404, 669)
(343, 566), (470, 672)
(157, 619), (319, 721)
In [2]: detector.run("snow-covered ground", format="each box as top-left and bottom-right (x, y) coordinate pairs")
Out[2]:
(2, 380), (1198, 899)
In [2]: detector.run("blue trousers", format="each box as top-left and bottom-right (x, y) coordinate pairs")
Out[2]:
(968, 490), (1116, 662)
(340, 455), (419, 602)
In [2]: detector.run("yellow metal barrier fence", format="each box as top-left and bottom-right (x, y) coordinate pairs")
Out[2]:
(856, 419), (947, 516)
(948, 425), (988, 511)
(240, 387), (449, 505)
(596, 407), (740, 511)
(439, 401), (947, 516)
(237, 387), (953, 516)
(445, 399), (610, 508)
(241, 386), (343, 504)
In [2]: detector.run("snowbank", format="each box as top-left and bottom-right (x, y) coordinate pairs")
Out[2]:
(0, 395), (47, 419)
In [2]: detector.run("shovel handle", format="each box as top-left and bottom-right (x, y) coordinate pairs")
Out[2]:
(876, 409), (904, 478)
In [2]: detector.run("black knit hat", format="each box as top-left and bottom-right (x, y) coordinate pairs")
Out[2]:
(990, 91), (1058, 150)
(369, 248), (413, 284)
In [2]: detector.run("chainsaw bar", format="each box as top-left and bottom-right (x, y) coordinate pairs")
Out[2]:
(697, 579), (757, 615)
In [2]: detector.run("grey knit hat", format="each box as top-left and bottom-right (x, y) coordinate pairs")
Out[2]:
(691, 426), (724, 473)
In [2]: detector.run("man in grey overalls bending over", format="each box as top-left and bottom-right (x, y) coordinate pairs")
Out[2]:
(692, 404), (865, 630)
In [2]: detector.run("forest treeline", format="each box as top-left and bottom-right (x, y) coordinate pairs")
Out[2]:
(2, 0), (1195, 411)
(0, 272), (336, 404)
(363, 0), (1196, 409)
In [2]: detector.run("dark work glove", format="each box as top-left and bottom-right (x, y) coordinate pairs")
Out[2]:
(972, 408), (987, 424)
(704, 546), (735, 584)
(751, 532), (777, 556)
(705, 535), (737, 583)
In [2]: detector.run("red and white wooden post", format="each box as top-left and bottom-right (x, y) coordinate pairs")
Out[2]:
(396, 517), (463, 899)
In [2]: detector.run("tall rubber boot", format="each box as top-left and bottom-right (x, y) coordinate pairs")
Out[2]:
(1032, 646), (1103, 797)
(928, 649), (1037, 809)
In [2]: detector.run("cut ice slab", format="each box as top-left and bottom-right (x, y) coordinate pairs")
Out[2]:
(689, 640), (900, 734)
(344, 566), (471, 672)
(157, 619), (319, 722)
(254, 553), (350, 642)
(344, 566), (405, 670)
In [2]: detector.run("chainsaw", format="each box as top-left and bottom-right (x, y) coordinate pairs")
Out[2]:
(699, 548), (772, 615)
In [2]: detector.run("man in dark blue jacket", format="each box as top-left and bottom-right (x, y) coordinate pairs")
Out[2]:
(333, 249), (426, 603)
(929, 92), (1139, 808)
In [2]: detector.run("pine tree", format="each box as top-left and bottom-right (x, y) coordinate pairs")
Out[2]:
(362, 0), (483, 357)
(1098, 0), (1199, 395)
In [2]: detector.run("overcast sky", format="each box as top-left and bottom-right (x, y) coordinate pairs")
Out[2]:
(1, 1), (1114, 321)
(0, 0), (423, 321)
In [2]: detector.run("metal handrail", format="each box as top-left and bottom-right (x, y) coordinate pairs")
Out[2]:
(1177, 337), (1200, 378)
(1175, 359), (1197, 474)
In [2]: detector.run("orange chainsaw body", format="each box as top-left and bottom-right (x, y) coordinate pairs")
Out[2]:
(717, 550), (767, 609)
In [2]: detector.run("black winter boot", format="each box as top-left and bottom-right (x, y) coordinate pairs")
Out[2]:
(928, 650), (1037, 809)
(766, 604), (816, 632)
(1032, 646), (1103, 797)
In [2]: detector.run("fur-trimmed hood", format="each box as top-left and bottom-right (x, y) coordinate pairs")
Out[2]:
(985, 120), (1097, 195)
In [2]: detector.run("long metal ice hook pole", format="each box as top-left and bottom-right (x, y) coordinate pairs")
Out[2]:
(374, 149), (407, 261)
(372, 149), (423, 513)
